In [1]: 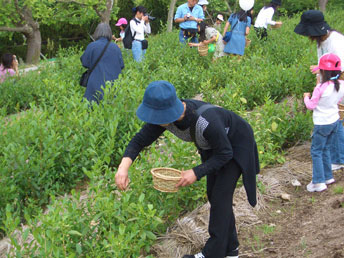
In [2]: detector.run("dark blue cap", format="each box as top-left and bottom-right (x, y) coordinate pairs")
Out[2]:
(136, 81), (184, 125)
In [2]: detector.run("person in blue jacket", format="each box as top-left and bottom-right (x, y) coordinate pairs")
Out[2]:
(174, 0), (204, 43)
(81, 23), (124, 104)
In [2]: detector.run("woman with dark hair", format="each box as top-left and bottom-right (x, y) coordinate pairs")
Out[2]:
(130, 6), (151, 62)
(115, 80), (259, 258)
(188, 21), (225, 59)
(254, 0), (282, 40)
(0, 53), (18, 83)
(81, 23), (124, 104)
(295, 10), (344, 171)
(222, 9), (251, 56)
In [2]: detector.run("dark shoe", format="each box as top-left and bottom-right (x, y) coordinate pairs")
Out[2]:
(183, 253), (205, 258)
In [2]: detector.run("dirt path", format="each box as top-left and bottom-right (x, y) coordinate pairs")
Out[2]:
(239, 144), (344, 258)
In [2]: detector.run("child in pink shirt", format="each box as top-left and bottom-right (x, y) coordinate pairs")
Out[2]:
(304, 53), (344, 192)
(0, 53), (18, 83)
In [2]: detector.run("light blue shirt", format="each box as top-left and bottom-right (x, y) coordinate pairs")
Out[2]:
(174, 3), (205, 30)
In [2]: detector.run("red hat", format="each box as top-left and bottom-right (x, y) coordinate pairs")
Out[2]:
(313, 53), (342, 72)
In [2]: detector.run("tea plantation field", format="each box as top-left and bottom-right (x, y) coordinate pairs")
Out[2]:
(0, 10), (343, 257)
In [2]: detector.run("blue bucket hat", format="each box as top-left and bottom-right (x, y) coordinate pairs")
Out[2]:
(136, 81), (184, 125)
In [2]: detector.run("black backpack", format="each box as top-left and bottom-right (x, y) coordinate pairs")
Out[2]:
(123, 19), (138, 49)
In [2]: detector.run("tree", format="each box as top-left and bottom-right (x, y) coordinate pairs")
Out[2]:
(0, 0), (117, 64)
(167, 0), (177, 32)
(0, 0), (43, 64)
(319, 0), (328, 12)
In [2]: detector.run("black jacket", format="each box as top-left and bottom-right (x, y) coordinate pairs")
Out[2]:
(123, 99), (260, 207)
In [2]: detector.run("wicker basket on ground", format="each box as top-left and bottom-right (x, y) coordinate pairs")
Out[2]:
(198, 44), (208, 56)
(151, 167), (182, 193)
(271, 23), (282, 29)
(245, 38), (251, 47)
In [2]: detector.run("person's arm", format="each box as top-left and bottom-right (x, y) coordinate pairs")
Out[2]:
(192, 113), (233, 180)
(203, 35), (217, 45)
(80, 44), (92, 68)
(222, 21), (230, 36)
(143, 16), (151, 34)
(304, 83), (328, 110)
(115, 124), (166, 190)
(265, 8), (276, 26)
(245, 17), (251, 36)
(174, 6), (185, 24)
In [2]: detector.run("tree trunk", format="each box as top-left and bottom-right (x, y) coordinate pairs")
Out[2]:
(25, 28), (42, 64)
(167, 0), (177, 32)
(319, 0), (328, 12)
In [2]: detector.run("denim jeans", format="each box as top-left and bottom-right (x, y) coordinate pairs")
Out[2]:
(132, 40), (146, 62)
(330, 120), (344, 164)
(311, 121), (338, 183)
(179, 29), (198, 44)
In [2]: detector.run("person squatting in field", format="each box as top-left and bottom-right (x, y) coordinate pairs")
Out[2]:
(188, 21), (226, 59)
(303, 53), (344, 192)
(174, 0), (205, 44)
(295, 10), (344, 171)
(115, 80), (260, 258)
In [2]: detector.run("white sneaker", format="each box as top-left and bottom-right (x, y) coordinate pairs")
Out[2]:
(225, 256), (239, 258)
(325, 178), (335, 185)
(331, 164), (344, 171)
(307, 182), (327, 192)
(194, 253), (205, 258)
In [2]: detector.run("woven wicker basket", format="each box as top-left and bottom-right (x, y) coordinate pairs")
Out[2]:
(245, 38), (251, 47)
(151, 167), (181, 193)
(198, 44), (208, 56)
(271, 23), (282, 29)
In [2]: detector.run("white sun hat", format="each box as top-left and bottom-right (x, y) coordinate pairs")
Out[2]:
(198, 0), (209, 5)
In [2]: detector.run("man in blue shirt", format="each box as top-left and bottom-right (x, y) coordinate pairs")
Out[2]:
(174, 0), (205, 43)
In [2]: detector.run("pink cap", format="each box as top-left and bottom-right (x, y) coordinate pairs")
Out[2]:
(116, 18), (128, 26)
(313, 53), (342, 72)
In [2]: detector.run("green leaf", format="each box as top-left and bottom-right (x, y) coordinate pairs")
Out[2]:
(119, 224), (125, 235)
(68, 230), (82, 237)
(146, 231), (156, 240)
(271, 122), (278, 132)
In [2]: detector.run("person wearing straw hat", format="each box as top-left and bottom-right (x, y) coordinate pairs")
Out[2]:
(174, 0), (205, 43)
(303, 53), (344, 192)
(254, 0), (282, 40)
(115, 81), (260, 258)
(295, 10), (344, 171)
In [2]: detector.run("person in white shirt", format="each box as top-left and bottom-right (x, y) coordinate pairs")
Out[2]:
(295, 10), (344, 171)
(254, 0), (282, 40)
(303, 53), (344, 192)
(130, 6), (151, 62)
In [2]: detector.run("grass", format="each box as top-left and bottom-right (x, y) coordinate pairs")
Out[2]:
(333, 185), (344, 195)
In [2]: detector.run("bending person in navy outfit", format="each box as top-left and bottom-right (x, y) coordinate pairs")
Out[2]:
(115, 80), (260, 258)
(81, 23), (124, 104)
